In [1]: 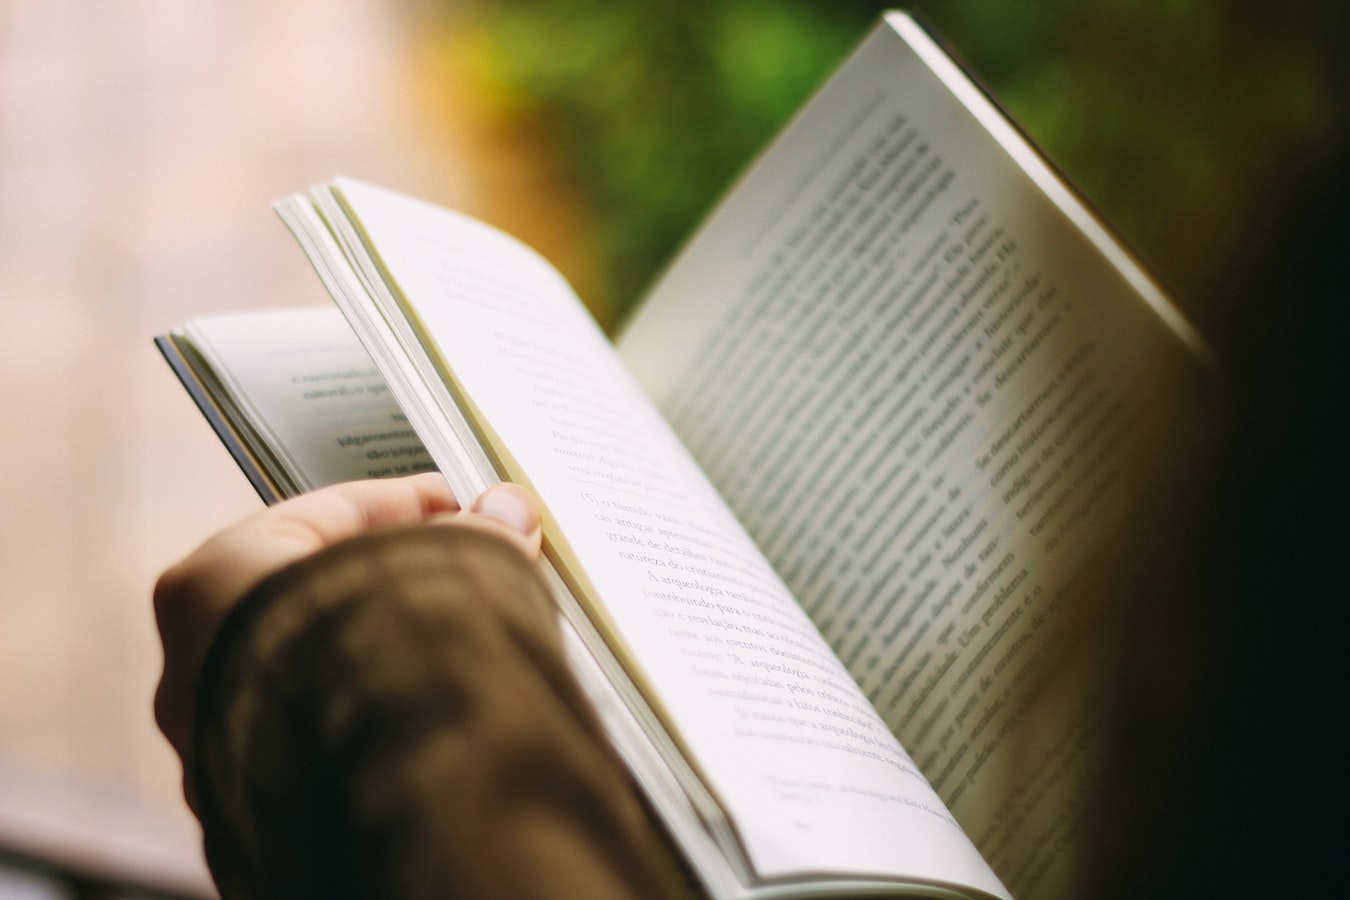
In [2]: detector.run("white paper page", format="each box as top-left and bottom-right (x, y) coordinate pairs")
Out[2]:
(184, 307), (434, 490)
(617, 14), (1202, 898)
(332, 177), (1007, 897)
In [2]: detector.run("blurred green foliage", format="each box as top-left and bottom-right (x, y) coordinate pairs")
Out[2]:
(458, 0), (1346, 326)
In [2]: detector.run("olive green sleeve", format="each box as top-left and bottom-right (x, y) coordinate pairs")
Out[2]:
(192, 525), (690, 900)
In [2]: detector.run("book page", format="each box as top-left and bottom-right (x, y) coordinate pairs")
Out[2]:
(618, 14), (1202, 899)
(329, 177), (1007, 897)
(180, 307), (434, 495)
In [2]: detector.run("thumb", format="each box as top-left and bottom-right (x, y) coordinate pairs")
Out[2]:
(435, 482), (543, 559)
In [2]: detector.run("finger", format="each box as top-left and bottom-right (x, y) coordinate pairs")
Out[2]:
(162, 473), (461, 630)
(470, 482), (541, 537)
(263, 471), (461, 551)
(427, 482), (544, 559)
(468, 482), (544, 558)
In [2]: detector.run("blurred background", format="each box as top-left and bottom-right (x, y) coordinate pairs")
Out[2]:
(0, 0), (1344, 896)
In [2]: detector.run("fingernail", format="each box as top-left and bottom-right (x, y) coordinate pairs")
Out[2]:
(472, 484), (540, 537)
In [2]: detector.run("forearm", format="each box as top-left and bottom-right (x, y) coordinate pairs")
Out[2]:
(191, 525), (686, 900)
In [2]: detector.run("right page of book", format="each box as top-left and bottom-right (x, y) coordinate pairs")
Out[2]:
(618, 12), (1206, 898)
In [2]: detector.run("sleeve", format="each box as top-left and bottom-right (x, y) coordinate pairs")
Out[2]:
(190, 525), (691, 900)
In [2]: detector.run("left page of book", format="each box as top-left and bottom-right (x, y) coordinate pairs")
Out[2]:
(286, 177), (1007, 898)
(163, 307), (434, 500)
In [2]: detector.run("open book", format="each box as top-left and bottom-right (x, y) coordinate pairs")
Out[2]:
(157, 12), (1210, 899)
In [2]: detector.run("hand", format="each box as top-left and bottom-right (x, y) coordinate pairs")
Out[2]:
(152, 473), (542, 808)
